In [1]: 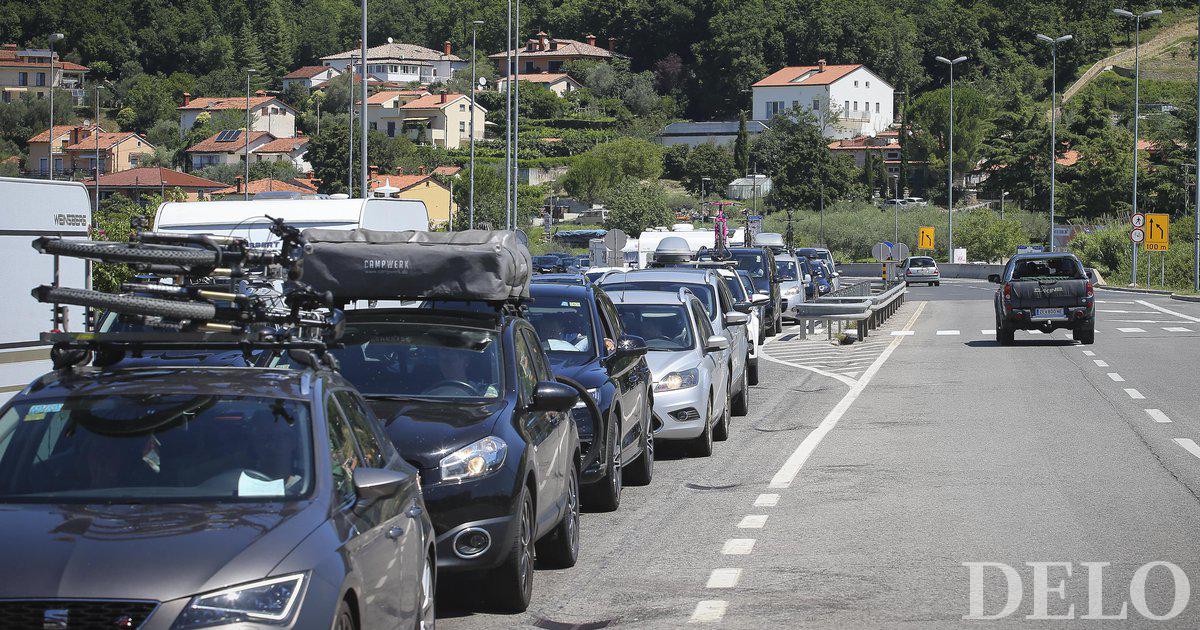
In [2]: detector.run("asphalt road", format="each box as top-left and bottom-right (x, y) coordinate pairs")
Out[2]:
(440, 280), (1200, 628)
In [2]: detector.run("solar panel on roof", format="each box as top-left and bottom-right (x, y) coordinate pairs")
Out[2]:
(215, 130), (240, 142)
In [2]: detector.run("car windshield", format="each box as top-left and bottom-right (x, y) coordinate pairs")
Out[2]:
(602, 281), (717, 320)
(616, 304), (695, 351)
(776, 260), (799, 281)
(1011, 257), (1084, 280)
(528, 298), (597, 355)
(332, 323), (503, 399)
(0, 394), (312, 503)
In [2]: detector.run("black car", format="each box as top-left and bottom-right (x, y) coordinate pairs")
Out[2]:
(727, 247), (782, 336)
(528, 281), (653, 511)
(533, 255), (565, 273)
(990, 253), (1095, 345)
(0, 355), (438, 630)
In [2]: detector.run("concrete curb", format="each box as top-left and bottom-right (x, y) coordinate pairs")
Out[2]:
(1170, 293), (1200, 303)
(1096, 285), (1173, 296)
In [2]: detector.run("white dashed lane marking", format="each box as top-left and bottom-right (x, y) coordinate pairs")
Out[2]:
(1173, 438), (1200, 460)
(706, 568), (742, 589)
(1124, 388), (1146, 400)
(936, 330), (960, 336)
(890, 330), (915, 336)
(1107, 373), (1125, 382)
(1116, 327), (1146, 333)
(722, 539), (755, 555)
(1164, 327), (1193, 332)
(1145, 409), (1173, 423)
(981, 329), (995, 334)
(1094, 359), (1109, 367)
(1083, 350), (1096, 356)
(737, 515), (768, 529)
(690, 600), (728, 623)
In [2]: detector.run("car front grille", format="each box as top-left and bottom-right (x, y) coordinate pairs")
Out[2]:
(0, 599), (158, 629)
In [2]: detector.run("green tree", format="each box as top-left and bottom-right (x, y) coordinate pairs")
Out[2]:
(236, 22), (268, 91)
(559, 137), (664, 204)
(750, 107), (862, 212)
(662, 144), (689, 180)
(604, 180), (674, 237)
(682, 142), (735, 196)
(981, 92), (1049, 211)
(733, 112), (750, 176)
(954, 209), (1026, 262)
(261, 0), (294, 83)
(1061, 125), (1135, 220)
(909, 85), (992, 200)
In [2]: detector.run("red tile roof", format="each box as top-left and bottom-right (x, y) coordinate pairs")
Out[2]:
(212, 178), (316, 195)
(499, 72), (574, 85)
(255, 137), (309, 153)
(0, 46), (88, 72)
(368, 174), (448, 192)
(754, 64), (862, 87)
(186, 130), (273, 153)
(178, 96), (280, 111)
(81, 167), (226, 190)
(282, 66), (332, 80)
(401, 93), (468, 109)
(367, 90), (430, 105)
(61, 132), (147, 152)
(432, 165), (462, 176)
(28, 125), (95, 144)
(488, 37), (620, 60)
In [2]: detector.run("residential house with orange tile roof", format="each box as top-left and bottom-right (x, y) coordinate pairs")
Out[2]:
(81, 167), (226, 204)
(177, 92), (298, 138)
(27, 125), (155, 178)
(828, 130), (903, 175)
(253, 136), (312, 173)
(489, 32), (624, 76)
(321, 41), (466, 84)
(367, 91), (485, 149)
(0, 43), (88, 104)
(752, 60), (894, 139)
(211, 177), (320, 198)
(496, 72), (582, 97)
(368, 169), (458, 227)
(281, 65), (341, 91)
(185, 130), (276, 170)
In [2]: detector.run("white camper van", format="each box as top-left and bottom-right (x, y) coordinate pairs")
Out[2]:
(634, 227), (747, 268)
(154, 197), (430, 246)
(0, 177), (92, 401)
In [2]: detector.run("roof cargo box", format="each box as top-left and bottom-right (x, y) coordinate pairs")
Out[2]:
(301, 229), (532, 302)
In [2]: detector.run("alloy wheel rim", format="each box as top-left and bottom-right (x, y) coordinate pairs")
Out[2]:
(518, 500), (533, 588)
(418, 559), (434, 629)
(611, 422), (622, 493)
(566, 474), (579, 552)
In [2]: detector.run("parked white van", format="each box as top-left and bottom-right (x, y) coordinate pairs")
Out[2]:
(0, 177), (92, 401)
(154, 198), (430, 247)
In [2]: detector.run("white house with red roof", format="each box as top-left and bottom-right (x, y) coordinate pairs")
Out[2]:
(496, 72), (582, 97)
(281, 65), (341, 91)
(0, 43), (88, 104)
(321, 41), (466, 85)
(184, 130), (311, 173)
(752, 60), (893, 139)
(367, 91), (485, 149)
(177, 93), (298, 138)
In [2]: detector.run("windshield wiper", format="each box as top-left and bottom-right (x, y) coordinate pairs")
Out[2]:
(363, 393), (449, 403)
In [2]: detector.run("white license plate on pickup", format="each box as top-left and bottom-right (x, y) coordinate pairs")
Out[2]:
(1033, 308), (1065, 319)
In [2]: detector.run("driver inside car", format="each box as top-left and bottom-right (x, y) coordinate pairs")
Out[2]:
(424, 349), (499, 398)
(540, 314), (591, 353)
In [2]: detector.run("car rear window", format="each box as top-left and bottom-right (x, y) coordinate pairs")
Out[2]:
(909, 258), (935, 268)
(601, 281), (717, 320)
(1011, 257), (1084, 280)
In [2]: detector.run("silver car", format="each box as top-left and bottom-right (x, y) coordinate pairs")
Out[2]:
(599, 268), (751, 417)
(774, 254), (806, 321)
(902, 256), (941, 286)
(610, 290), (731, 456)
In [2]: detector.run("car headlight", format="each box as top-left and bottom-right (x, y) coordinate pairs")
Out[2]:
(440, 436), (507, 482)
(573, 387), (599, 409)
(174, 573), (306, 629)
(654, 368), (699, 392)
(783, 286), (800, 296)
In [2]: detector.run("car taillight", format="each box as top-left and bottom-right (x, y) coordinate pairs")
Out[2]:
(1003, 283), (1012, 302)
(1085, 281), (1094, 298)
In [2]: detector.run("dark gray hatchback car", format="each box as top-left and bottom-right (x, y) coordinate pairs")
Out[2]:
(0, 364), (435, 630)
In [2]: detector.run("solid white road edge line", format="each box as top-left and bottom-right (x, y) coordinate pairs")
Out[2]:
(1136, 299), (1200, 323)
(1173, 438), (1200, 460)
(768, 301), (927, 489)
(706, 568), (742, 589)
(690, 600), (728, 623)
(1145, 409), (1172, 423)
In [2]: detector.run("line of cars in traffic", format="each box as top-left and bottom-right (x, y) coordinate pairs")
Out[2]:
(0, 196), (846, 628)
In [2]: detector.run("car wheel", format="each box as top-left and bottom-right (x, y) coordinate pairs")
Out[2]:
(775, 314), (784, 333)
(934, 281), (940, 286)
(536, 466), (580, 568)
(416, 551), (436, 630)
(689, 396), (714, 457)
(713, 387), (731, 442)
(583, 417), (621, 512)
(486, 490), (535, 612)
(334, 599), (357, 630)
(625, 401), (654, 486)
(731, 367), (749, 417)
(747, 357), (760, 386)
(997, 320), (1014, 346)
(1073, 325), (1095, 345)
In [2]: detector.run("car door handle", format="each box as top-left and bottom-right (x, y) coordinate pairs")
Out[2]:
(406, 505), (424, 519)
(386, 526), (405, 540)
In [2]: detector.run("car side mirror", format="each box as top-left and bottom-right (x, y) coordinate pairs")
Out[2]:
(987, 274), (1001, 284)
(353, 467), (412, 506)
(724, 311), (749, 326)
(733, 301), (753, 313)
(611, 334), (647, 360)
(750, 295), (770, 306)
(705, 335), (730, 353)
(530, 381), (579, 413)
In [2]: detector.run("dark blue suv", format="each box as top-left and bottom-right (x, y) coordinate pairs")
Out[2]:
(528, 281), (653, 512)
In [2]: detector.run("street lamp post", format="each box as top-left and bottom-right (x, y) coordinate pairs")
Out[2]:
(1114, 7), (1161, 283)
(891, 174), (900, 244)
(512, 0), (521, 228)
(348, 56), (356, 196)
(1036, 33), (1073, 252)
(504, 0), (513, 229)
(244, 68), (256, 201)
(360, 0), (369, 200)
(935, 55), (968, 264)
(47, 33), (64, 181)
(1195, 16), (1200, 290)
(470, 20), (483, 229)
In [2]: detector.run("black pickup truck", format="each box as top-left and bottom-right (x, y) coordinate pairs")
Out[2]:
(989, 253), (1095, 345)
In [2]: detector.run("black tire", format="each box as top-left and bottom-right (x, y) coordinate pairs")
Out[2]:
(689, 397), (714, 457)
(333, 599), (357, 630)
(934, 281), (940, 286)
(36, 238), (219, 267)
(486, 489), (535, 612)
(731, 366), (749, 416)
(536, 466), (579, 568)
(713, 387), (731, 442)
(747, 356), (760, 386)
(997, 321), (1014, 346)
(416, 551), (436, 630)
(34, 286), (217, 320)
(1073, 325), (1095, 345)
(625, 400), (654, 486)
(582, 416), (621, 512)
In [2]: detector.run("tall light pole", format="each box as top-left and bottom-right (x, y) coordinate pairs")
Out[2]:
(359, 0), (369, 199)
(348, 56), (356, 196)
(935, 54), (968, 263)
(1114, 7), (1161, 283)
(1196, 12), (1200, 290)
(1037, 34), (1072, 251)
(244, 68), (256, 200)
(512, 0), (521, 228)
(504, 0), (513, 229)
(891, 174), (900, 244)
(470, 19), (483, 229)
(47, 33), (64, 180)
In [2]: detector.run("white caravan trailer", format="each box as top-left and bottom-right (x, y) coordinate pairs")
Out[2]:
(154, 198), (430, 246)
(0, 177), (92, 401)
(634, 227), (746, 268)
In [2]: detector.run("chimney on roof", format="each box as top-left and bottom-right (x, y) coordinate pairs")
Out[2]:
(444, 41), (452, 56)
(538, 31), (549, 51)
(440, 91), (447, 104)
(817, 59), (827, 71)
(235, 175), (244, 194)
(182, 92), (191, 106)
(608, 37), (616, 51)
(254, 89), (266, 97)
(585, 34), (596, 47)
(418, 165), (426, 175)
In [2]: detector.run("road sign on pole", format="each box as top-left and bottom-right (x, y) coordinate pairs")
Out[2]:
(1145, 213), (1169, 251)
(918, 227), (935, 250)
(1130, 228), (1145, 244)
(1132, 213), (1146, 228)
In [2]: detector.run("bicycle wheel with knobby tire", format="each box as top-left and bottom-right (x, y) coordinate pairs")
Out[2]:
(35, 238), (220, 267)
(34, 286), (217, 321)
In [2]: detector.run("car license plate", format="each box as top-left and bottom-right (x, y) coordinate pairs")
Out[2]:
(1034, 308), (1065, 319)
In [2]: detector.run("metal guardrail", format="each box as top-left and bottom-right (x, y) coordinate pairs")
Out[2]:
(789, 279), (906, 341)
